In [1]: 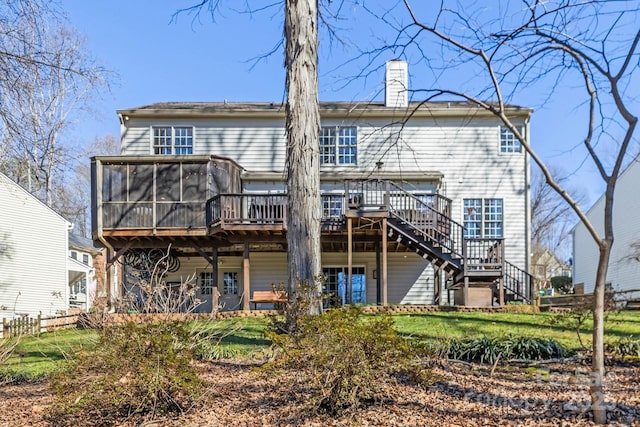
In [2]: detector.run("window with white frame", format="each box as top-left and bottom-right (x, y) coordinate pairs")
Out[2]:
(463, 198), (503, 238)
(319, 126), (357, 165)
(153, 126), (193, 155)
(82, 254), (90, 265)
(200, 271), (215, 295)
(500, 127), (522, 153)
(223, 271), (238, 295)
(321, 194), (343, 219)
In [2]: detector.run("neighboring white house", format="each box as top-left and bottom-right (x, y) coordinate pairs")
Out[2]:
(573, 156), (640, 293)
(92, 60), (535, 310)
(0, 172), (72, 319)
(68, 233), (101, 312)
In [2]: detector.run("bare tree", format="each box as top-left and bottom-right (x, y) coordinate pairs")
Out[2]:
(0, 0), (108, 207)
(284, 0), (322, 315)
(177, 0), (324, 315)
(530, 165), (583, 268)
(352, 1), (638, 422)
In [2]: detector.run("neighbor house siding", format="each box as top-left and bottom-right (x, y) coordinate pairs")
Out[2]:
(573, 159), (640, 293)
(0, 174), (70, 319)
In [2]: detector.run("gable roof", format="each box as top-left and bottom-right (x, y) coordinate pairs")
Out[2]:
(570, 153), (640, 234)
(118, 101), (532, 120)
(0, 172), (71, 227)
(69, 233), (101, 255)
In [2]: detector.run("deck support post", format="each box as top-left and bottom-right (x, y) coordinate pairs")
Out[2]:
(347, 217), (353, 304)
(242, 243), (251, 311)
(463, 276), (469, 306)
(498, 276), (504, 307)
(434, 269), (441, 305)
(212, 248), (219, 313)
(382, 218), (388, 306)
(375, 241), (381, 304)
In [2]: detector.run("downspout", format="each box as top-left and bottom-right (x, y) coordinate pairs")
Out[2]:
(524, 115), (532, 274)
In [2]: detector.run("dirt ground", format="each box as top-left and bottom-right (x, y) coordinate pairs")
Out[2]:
(1, 359), (638, 426)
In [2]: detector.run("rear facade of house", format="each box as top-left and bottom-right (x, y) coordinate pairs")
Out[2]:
(92, 61), (534, 311)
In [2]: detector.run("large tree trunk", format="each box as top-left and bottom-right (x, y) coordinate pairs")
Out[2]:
(284, 0), (322, 315)
(591, 243), (611, 424)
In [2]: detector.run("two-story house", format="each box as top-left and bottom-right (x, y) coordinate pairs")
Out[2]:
(91, 60), (534, 312)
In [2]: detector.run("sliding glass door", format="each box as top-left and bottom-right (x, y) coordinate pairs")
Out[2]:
(322, 266), (366, 307)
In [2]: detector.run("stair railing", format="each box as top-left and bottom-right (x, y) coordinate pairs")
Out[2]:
(503, 260), (534, 303)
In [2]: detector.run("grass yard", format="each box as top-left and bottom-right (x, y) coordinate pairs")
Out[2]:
(2, 309), (639, 383)
(391, 310), (640, 350)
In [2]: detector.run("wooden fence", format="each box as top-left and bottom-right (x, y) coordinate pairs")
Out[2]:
(1, 314), (79, 339)
(538, 288), (640, 311)
(2, 315), (41, 339)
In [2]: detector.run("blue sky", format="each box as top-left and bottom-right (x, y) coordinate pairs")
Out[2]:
(61, 1), (629, 208)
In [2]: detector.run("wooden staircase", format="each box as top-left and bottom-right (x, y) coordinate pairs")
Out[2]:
(347, 179), (534, 304)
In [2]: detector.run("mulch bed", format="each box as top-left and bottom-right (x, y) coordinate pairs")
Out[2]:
(1, 359), (638, 426)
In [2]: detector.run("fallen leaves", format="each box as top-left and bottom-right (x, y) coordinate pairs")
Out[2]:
(0, 359), (638, 426)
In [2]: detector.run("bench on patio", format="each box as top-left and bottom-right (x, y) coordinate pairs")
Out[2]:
(249, 290), (288, 310)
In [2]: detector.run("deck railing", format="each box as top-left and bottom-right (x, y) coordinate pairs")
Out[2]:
(206, 194), (287, 227)
(102, 201), (206, 229)
(464, 238), (504, 270)
(344, 179), (452, 217)
(504, 260), (535, 303)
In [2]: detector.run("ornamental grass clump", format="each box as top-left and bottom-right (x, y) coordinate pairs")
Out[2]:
(442, 335), (568, 364)
(266, 306), (430, 415)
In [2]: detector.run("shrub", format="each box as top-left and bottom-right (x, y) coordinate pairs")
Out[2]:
(606, 336), (640, 358)
(48, 321), (204, 425)
(265, 306), (429, 414)
(442, 335), (567, 364)
(550, 275), (572, 294)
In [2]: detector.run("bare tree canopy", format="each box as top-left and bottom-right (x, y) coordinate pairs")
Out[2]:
(531, 165), (584, 261)
(0, 0), (108, 212)
(347, 1), (640, 422)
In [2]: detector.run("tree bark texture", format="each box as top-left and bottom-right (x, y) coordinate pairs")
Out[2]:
(284, 0), (322, 314)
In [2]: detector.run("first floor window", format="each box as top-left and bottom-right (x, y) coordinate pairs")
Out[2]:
(223, 271), (238, 295)
(153, 126), (193, 155)
(321, 194), (343, 219)
(200, 272), (215, 295)
(70, 279), (86, 296)
(463, 198), (503, 238)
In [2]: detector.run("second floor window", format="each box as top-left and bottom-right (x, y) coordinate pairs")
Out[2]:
(500, 127), (522, 153)
(463, 198), (503, 238)
(153, 126), (193, 155)
(320, 126), (357, 165)
(321, 194), (343, 219)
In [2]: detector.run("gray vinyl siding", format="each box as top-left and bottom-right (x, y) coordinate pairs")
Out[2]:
(0, 174), (69, 319)
(120, 113), (529, 272)
(150, 251), (437, 310)
(573, 159), (640, 293)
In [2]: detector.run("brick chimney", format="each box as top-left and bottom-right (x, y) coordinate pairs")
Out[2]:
(385, 59), (408, 108)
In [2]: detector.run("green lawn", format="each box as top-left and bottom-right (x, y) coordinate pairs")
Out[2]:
(2, 310), (639, 382)
(391, 310), (640, 349)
